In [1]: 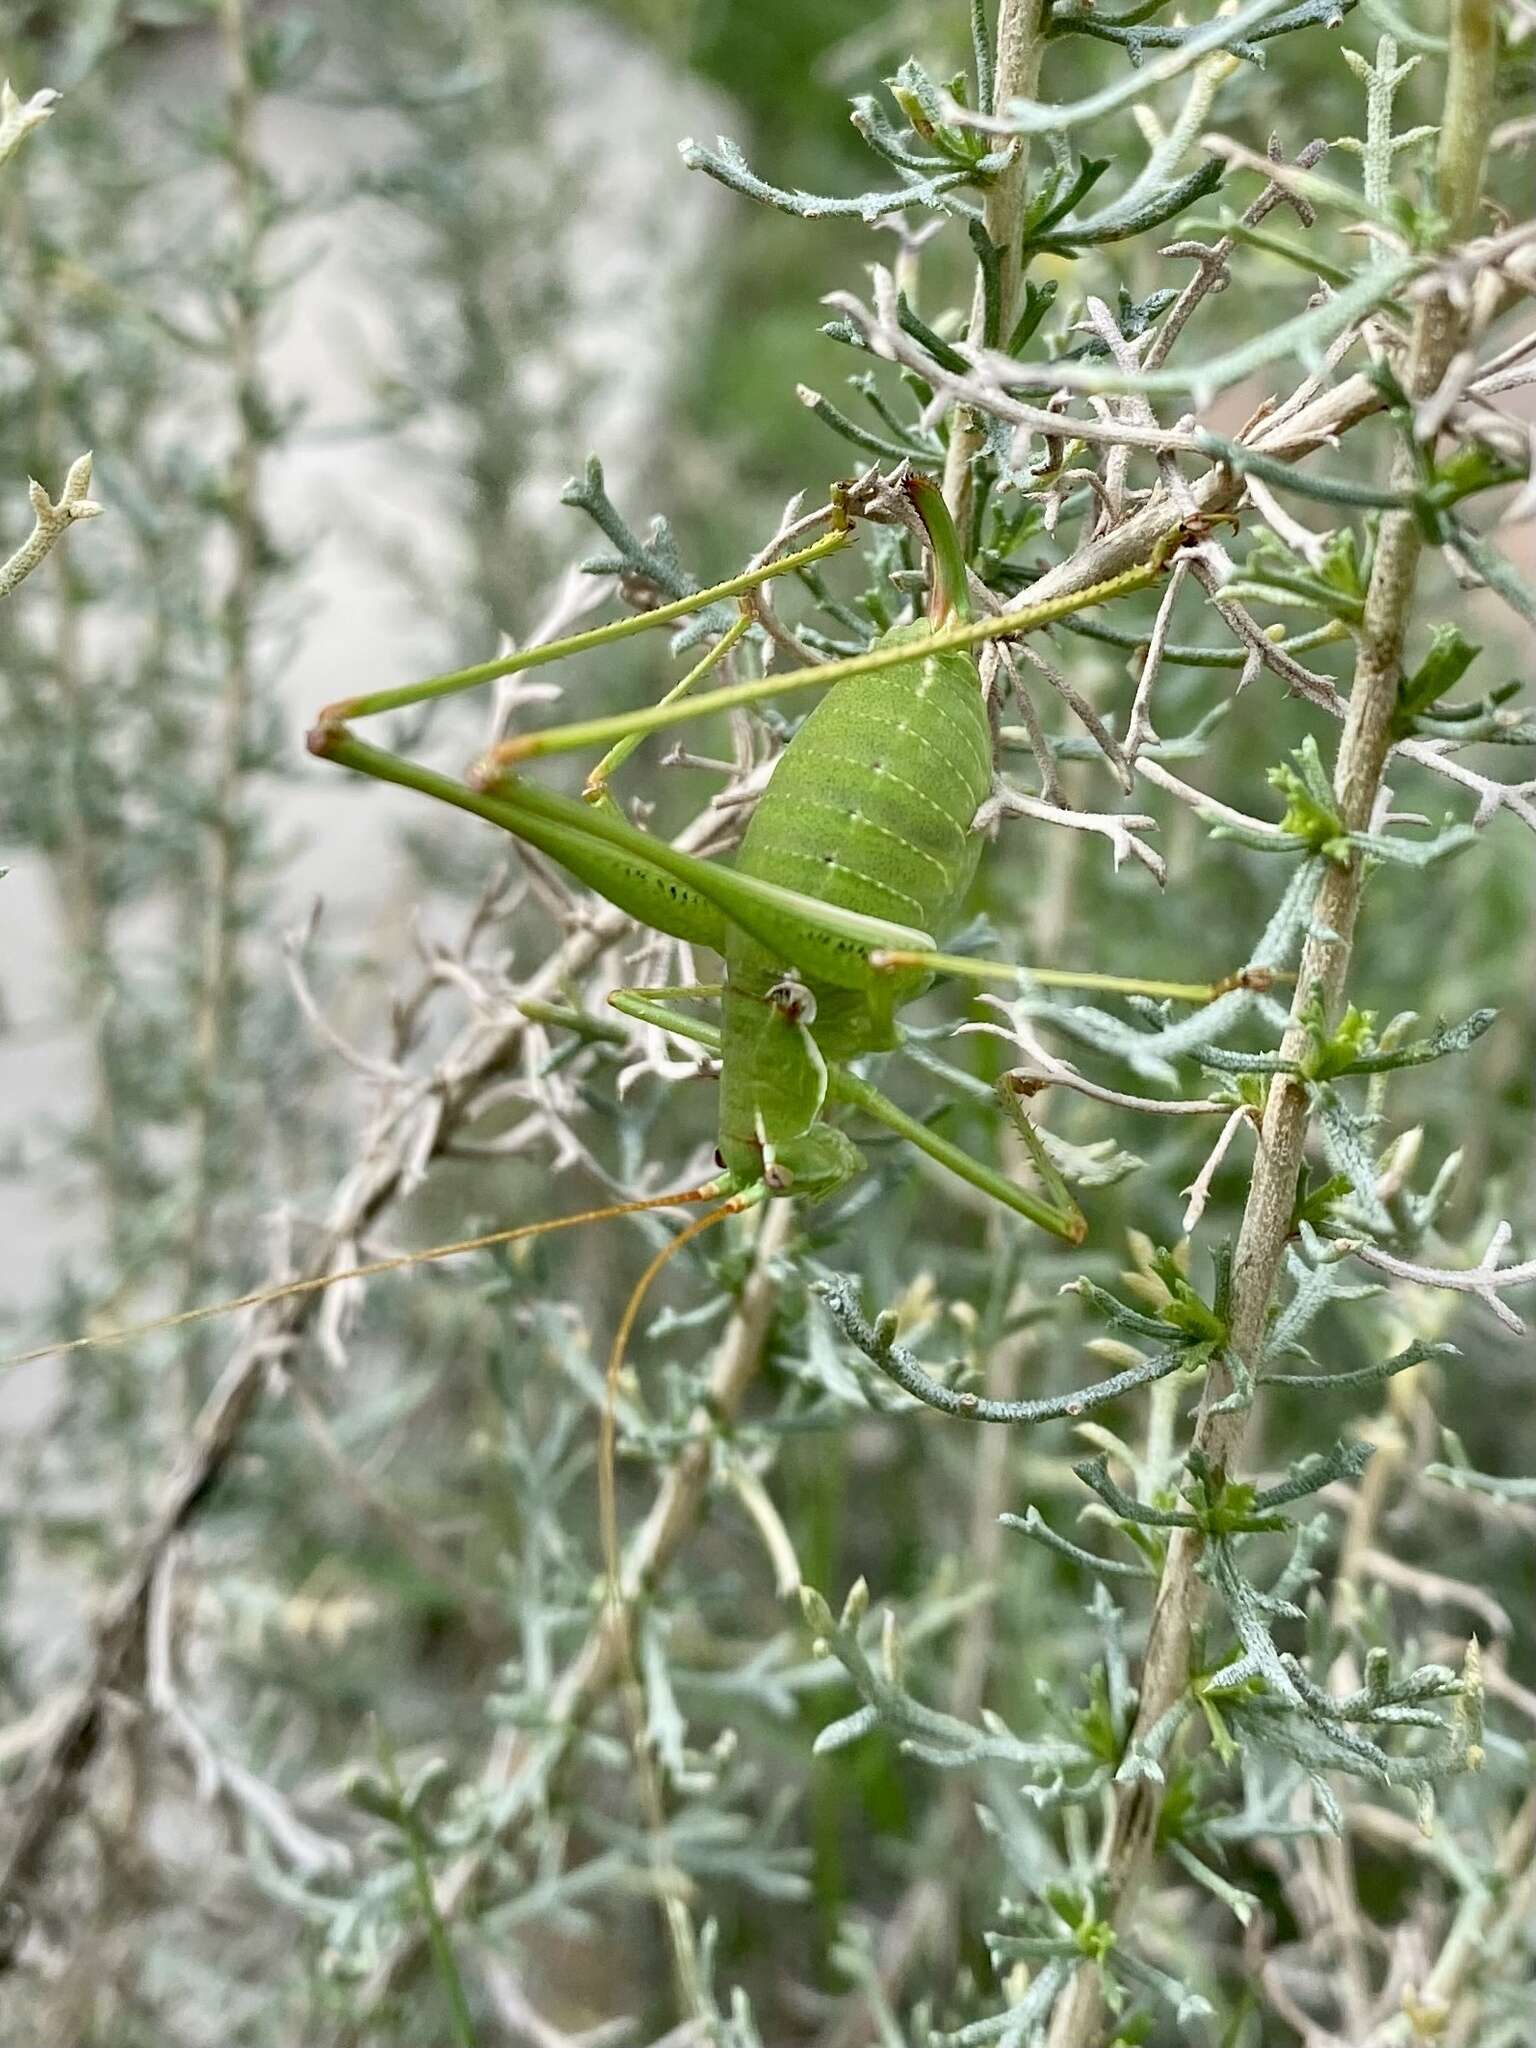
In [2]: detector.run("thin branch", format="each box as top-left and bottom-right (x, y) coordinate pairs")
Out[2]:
(1144, 137), (1328, 372)
(1182, 1105), (1252, 1232)
(1343, 1224), (1536, 1336)
(987, 638), (1064, 804)
(176, 0), (274, 1419)
(944, 0), (1299, 137)
(1352, 1546), (1512, 1638)
(1362, 1788), (1536, 2045)
(1010, 635), (1133, 784)
(960, 1003), (1242, 1117)
(978, 781), (1167, 882)
(817, 1276), (1195, 1424)
(0, 78), (61, 170)
(1124, 554), (1187, 762)
(827, 269), (1209, 454)
(942, 0), (1049, 539)
(146, 1542), (352, 1878)
(1134, 755), (1297, 840)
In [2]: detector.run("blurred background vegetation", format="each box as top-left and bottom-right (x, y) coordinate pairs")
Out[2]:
(1, 1), (1533, 2043)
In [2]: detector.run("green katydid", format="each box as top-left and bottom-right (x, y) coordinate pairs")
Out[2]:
(0, 470), (1269, 1791)
(309, 473), (1253, 1246)
(300, 466), (1267, 1663)
(7, 471), (1264, 1378)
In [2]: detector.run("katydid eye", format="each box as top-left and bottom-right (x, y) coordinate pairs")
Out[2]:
(767, 977), (817, 1025)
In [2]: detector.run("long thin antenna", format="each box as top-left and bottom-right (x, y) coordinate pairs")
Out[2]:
(594, 1193), (751, 2020)
(598, 1198), (748, 1615)
(1, 1185), (725, 1372)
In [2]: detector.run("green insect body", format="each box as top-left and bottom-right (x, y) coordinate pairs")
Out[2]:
(321, 620), (991, 1210)
(7, 493), (1258, 1380)
(716, 621), (991, 1196)
(308, 483), (1215, 1242)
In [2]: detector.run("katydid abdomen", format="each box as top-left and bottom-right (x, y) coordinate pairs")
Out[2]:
(716, 623), (991, 1189)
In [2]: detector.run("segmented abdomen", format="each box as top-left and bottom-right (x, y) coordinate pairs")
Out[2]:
(732, 631), (991, 939)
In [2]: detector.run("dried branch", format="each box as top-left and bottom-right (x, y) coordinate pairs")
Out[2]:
(146, 1543), (352, 1878)
(0, 77), (60, 170)
(978, 780), (1166, 881)
(1344, 1224), (1536, 1336)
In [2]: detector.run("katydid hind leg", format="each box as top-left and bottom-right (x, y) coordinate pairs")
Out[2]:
(868, 943), (1269, 1008)
(310, 728), (729, 953)
(484, 772), (936, 996)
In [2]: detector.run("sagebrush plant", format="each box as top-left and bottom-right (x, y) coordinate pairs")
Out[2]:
(1, 2), (1534, 2045)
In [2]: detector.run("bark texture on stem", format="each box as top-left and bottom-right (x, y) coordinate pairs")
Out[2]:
(941, 0), (1048, 540)
(1045, 7), (1496, 2039)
